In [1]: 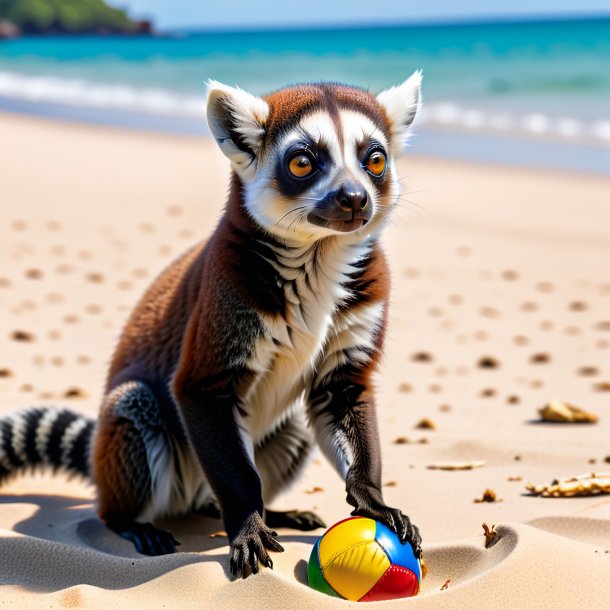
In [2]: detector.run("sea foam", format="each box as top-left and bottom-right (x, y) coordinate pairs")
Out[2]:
(1, 70), (609, 144)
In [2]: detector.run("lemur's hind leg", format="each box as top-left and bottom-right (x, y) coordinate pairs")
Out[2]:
(92, 381), (180, 555)
(255, 409), (325, 532)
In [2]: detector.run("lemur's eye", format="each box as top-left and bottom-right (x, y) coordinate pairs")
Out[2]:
(365, 150), (387, 177)
(288, 153), (315, 178)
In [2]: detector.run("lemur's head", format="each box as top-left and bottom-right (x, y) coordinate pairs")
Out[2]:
(206, 73), (421, 243)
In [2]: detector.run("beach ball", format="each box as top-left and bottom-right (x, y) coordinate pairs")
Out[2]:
(308, 516), (421, 601)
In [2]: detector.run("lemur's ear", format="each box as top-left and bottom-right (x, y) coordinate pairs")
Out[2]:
(205, 80), (269, 177)
(376, 70), (422, 153)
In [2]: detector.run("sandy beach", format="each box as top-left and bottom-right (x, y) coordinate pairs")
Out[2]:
(0, 112), (609, 608)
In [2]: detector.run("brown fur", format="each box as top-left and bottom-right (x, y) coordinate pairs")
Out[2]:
(94, 415), (151, 520)
(262, 83), (391, 154)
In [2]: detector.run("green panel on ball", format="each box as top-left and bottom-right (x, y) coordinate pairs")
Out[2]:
(308, 539), (342, 598)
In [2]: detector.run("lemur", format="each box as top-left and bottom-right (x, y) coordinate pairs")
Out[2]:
(0, 72), (423, 577)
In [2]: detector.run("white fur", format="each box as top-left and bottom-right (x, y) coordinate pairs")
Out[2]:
(205, 80), (269, 181)
(139, 433), (214, 522)
(239, 237), (375, 454)
(0, 432), (12, 471)
(35, 408), (60, 462)
(255, 406), (314, 504)
(376, 70), (422, 154)
(311, 397), (354, 480)
(313, 301), (385, 386)
(9, 413), (28, 463)
(60, 417), (88, 467)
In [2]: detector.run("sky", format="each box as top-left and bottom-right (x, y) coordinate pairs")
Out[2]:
(114, 0), (610, 29)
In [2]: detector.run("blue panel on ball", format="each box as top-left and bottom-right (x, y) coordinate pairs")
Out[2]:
(374, 521), (421, 580)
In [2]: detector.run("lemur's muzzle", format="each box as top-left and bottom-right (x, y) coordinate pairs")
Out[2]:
(307, 182), (372, 233)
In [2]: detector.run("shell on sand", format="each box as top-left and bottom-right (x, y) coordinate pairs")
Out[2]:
(526, 472), (610, 497)
(538, 399), (598, 423)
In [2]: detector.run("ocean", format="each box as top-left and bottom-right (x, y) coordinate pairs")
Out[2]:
(1, 17), (609, 172)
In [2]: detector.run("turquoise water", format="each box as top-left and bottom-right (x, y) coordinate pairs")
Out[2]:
(1, 18), (609, 109)
(1, 17), (609, 166)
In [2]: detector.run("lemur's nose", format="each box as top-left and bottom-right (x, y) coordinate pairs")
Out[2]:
(338, 183), (368, 212)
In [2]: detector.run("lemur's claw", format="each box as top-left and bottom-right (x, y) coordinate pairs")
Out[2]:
(110, 521), (180, 556)
(229, 513), (284, 579)
(387, 511), (422, 557)
(351, 505), (422, 558)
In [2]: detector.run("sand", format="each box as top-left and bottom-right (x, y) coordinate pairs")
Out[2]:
(0, 112), (609, 608)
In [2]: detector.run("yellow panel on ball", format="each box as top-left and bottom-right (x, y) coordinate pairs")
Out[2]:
(318, 518), (390, 601)
(323, 540), (391, 600)
(319, 517), (377, 567)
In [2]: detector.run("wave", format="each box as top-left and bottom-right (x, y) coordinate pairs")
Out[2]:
(421, 103), (610, 143)
(0, 71), (205, 118)
(1, 71), (609, 144)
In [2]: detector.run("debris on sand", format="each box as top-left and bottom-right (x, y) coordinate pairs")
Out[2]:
(538, 399), (598, 423)
(64, 387), (87, 398)
(478, 356), (500, 369)
(304, 486), (324, 494)
(482, 523), (498, 548)
(474, 488), (500, 503)
(411, 351), (433, 363)
(427, 461), (486, 471)
(526, 472), (610, 497)
(440, 579), (451, 590)
(415, 418), (436, 430)
(10, 329), (35, 342)
(577, 366), (599, 377)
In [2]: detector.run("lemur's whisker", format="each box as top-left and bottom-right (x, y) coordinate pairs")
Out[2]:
(283, 211), (307, 242)
(275, 206), (308, 228)
(387, 205), (416, 229)
(292, 196), (321, 203)
(396, 196), (429, 216)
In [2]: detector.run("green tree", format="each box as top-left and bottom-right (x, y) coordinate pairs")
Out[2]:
(0, 0), (142, 34)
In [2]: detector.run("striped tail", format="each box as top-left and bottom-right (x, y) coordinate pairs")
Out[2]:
(0, 408), (96, 484)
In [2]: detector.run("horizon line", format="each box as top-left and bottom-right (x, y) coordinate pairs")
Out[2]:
(152, 12), (610, 35)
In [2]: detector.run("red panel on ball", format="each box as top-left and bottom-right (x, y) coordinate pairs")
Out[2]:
(358, 564), (419, 602)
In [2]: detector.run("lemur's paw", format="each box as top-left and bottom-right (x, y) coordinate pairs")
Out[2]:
(265, 509), (326, 531)
(229, 512), (284, 578)
(352, 505), (422, 557)
(110, 521), (181, 556)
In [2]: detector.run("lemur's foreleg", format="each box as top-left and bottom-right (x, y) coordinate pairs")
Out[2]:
(308, 359), (422, 557)
(173, 370), (284, 578)
(193, 409), (325, 531)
